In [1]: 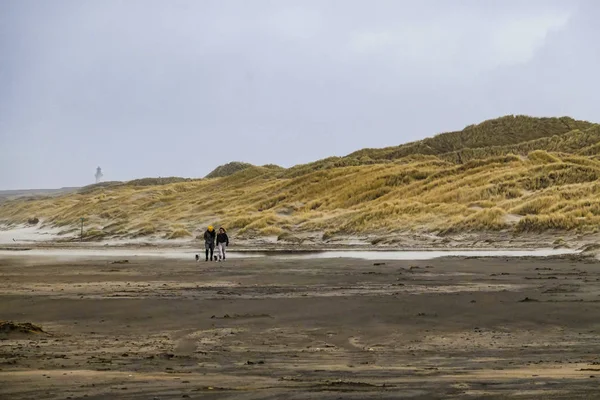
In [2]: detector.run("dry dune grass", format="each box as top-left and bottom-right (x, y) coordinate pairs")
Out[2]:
(2, 115), (600, 240)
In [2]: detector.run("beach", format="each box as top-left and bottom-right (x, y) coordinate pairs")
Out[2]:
(1, 251), (600, 399)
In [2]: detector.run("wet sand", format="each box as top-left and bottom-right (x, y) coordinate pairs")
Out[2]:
(1, 253), (600, 399)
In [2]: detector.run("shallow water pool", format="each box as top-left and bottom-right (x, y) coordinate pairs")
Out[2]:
(266, 249), (579, 260)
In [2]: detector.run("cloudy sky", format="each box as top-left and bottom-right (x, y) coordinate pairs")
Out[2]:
(1, 0), (598, 189)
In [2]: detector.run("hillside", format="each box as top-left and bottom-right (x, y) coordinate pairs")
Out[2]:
(282, 115), (594, 177)
(348, 115), (593, 161)
(0, 187), (79, 201)
(205, 162), (284, 178)
(2, 115), (600, 244)
(205, 162), (255, 178)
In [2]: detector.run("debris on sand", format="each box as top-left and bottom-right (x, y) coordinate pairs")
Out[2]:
(416, 312), (437, 317)
(193, 386), (228, 391)
(322, 380), (378, 389)
(246, 360), (265, 365)
(0, 247), (32, 251)
(518, 297), (540, 303)
(0, 321), (48, 335)
(211, 313), (272, 319)
(111, 260), (129, 264)
(373, 262), (386, 266)
(216, 290), (241, 296)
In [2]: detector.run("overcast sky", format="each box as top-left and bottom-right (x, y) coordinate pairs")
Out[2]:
(1, 0), (598, 189)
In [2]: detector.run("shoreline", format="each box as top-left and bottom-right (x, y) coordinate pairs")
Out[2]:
(0, 246), (583, 261)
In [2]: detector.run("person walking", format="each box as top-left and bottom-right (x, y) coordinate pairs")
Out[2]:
(216, 227), (229, 261)
(203, 225), (216, 261)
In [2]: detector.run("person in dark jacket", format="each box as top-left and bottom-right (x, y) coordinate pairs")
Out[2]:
(203, 225), (216, 261)
(216, 227), (229, 261)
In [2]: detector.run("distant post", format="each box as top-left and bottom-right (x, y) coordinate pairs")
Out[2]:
(80, 218), (84, 242)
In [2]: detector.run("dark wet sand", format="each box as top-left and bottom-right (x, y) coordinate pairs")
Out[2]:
(1, 254), (600, 399)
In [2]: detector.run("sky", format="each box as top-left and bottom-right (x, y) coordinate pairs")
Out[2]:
(1, 0), (599, 190)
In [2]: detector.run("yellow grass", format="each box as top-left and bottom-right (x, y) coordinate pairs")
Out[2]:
(165, 229), (192, 239)
(2, 115), (600, 239)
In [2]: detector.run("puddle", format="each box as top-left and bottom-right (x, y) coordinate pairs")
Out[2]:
(270, 249), (579, 260)
(0, 248), (579, 260)
(0, 248), (263, 260)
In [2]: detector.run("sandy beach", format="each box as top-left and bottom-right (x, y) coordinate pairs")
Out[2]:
(1, 251), (600, 399)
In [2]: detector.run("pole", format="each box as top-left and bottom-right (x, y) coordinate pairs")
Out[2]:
(80, 218), (84, 242)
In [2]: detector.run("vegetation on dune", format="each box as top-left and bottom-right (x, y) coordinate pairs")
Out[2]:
(441, 125), (600, 164)
(261, 164), (285, 170)
(205, 162), (256, 178)
(124, 177), (195, 186)
(348, 115), (593, 161)
(165, 228), (193, 239)
(1, 115), (600, 241)
(282, 115), (595, 176)
(78, 177), (194, 195)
